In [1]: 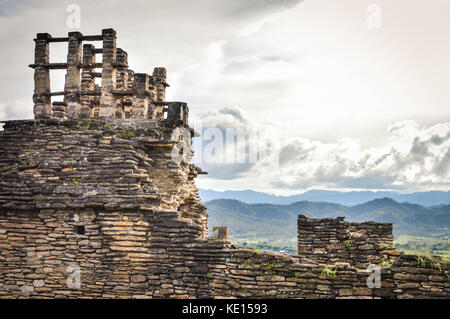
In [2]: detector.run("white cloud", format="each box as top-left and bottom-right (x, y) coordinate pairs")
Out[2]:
(193, 106), (450, 193)
(273, 119), (450, 191)
(0, 100), (32, 120)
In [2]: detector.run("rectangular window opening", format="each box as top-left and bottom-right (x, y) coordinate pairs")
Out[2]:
(75, 225), (85, 235)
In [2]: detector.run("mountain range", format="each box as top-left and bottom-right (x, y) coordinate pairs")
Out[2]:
(205, 198), (450, 253)
(200, 189), (450, 206)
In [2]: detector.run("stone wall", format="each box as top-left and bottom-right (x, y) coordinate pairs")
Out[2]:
(0, 118), (210, 298)
(0, 119), (201, 216)
(388, 254), (449, 299)
(2, 220), (447, 299)
(297, 215), (399, 269)
(219, 249), (449, 299)
(0, 209), (220, 299)
(0, 119), (448, 299)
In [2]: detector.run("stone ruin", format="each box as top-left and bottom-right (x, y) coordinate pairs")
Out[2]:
(30, 28), (187, 123)
(297, 216), (395, 269)
(0, 29), (448, 299)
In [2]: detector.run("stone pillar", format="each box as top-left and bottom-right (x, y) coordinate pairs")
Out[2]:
(126, 70), (134, 90)
(32, 33), (51, 119)
(115, 49), (128, 89)
(153, 67), (168, 102)
(64, 31), (83, 119)
(80, 44), (96, 118)
(114, 49), (129, 119)
(116, 49), (128, 68)
(147, 77), (157, 119)
(167, 102), (189, 124)
(212, 226), (228, 240)
(123, 70), (134, 119)
(99, 28), (117, 118)
(131, 73), (149, 119)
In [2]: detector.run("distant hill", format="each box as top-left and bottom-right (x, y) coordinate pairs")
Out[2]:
(199, 189), (450, 206)
(206, 198), (450, 252)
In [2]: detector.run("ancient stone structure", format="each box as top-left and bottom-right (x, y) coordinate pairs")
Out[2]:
(297, 215), (395, 269)
(29, 29), (182, 123)
(0, 29), (448, 299)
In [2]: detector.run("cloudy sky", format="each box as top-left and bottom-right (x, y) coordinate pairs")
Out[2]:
(0, 0), (449, 194)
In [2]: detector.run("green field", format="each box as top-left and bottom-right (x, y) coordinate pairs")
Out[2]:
(230, 235), (450, 259)
(395, 235), (450, 260)
(232, 238), (297, 254)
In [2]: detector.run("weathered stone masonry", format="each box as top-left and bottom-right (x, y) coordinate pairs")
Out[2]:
(29, 29), (176, 122)
(297, 215), (395, 269)
(0, 29), (448, 299)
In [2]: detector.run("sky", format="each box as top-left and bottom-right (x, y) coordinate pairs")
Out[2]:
(0, 0), (449, 194)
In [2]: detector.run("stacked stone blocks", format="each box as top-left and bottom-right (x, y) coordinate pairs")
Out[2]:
(29, 28), (186, 124)
(297, 215), (398, 269)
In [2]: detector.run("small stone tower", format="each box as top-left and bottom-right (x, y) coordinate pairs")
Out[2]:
(29, 28), (185, 122)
